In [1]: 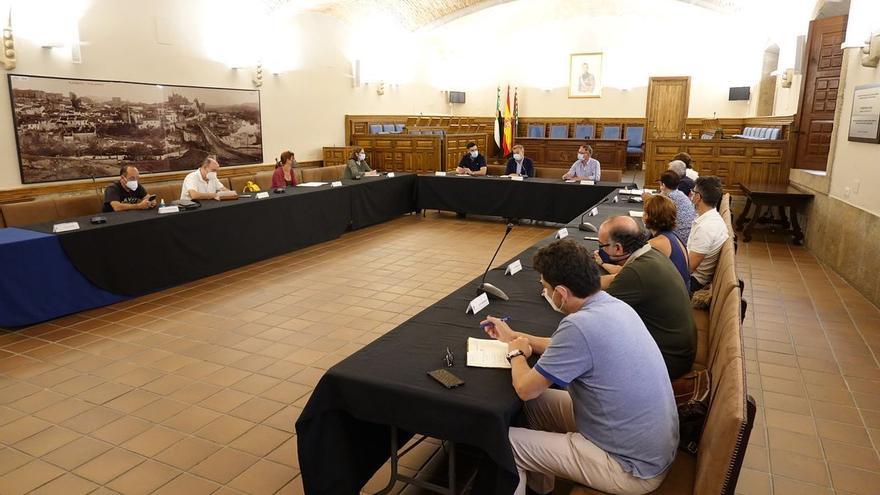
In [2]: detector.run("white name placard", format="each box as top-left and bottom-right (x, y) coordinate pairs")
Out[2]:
(466, 292), (490, 314)
(158, 205), (180, 214)
(387, 172), (396, 178)
(255, 192), (270, 199)
(435, 171), (447, 176)
(580, 180), (595, 185)
(556, 228), (569, 239)
(505, 259), (523, 276)
(629, 210), (644, 218)
(52, 222), (80, 233)
(612, 195), (619, 203)
(331, 181), (343, 188)
(511, 175), (524, 181)
(589, 207), (598, 216)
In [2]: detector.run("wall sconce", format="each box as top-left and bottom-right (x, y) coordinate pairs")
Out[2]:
(253, 63), (263, 87)
(376, 81), (385, 96)
(781, 68), (794, 88)
(1, 9), (15, 70)
(862, 32), (879, 68)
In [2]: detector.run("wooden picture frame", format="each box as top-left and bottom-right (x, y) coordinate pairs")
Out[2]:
(848, 83), (880, 144)
(569, 52), (603, 98)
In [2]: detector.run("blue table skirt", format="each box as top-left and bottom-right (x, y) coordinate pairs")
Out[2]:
(0, 228), (127, 328)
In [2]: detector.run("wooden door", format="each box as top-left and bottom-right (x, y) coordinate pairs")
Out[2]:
(645, 77), (691, 140)
(793, 15), (847, 170)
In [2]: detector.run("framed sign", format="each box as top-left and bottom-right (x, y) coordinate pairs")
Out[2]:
(848, 83), (880, 144)
(8, 74), (263, 184)
(569, 52), (603, 98)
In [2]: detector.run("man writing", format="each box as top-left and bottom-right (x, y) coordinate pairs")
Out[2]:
(481, 240), (677, 495)
(103, 165), (156, 212)
(181, 156), (235, 201)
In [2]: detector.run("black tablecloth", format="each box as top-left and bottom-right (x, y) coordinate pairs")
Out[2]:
(296, 188), (642, 494)
(24, 175), (417, 296)
(416, 175), (621, 223)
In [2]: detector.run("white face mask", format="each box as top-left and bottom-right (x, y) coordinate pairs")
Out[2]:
(470, 150), (478, 158)
(125, 180), (138, 191)
(513, 153), (522, 161)
(577, 153), (586, 160)
(206, 171), (218, 181)
(542, 287), (565, 314)
(358, 153), (366, 161)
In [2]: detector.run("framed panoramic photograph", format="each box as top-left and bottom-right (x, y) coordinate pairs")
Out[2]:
(7, 74), (263, 184)
(569, 52), (603, 98)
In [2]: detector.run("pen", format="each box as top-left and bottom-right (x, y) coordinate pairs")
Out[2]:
(480, 316), (510, 328)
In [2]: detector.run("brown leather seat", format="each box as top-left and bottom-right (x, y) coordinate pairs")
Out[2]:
(0, 210), (5, 228)
(602, 169), (623, 182)
(148, 183), (181, 204)
(487, 165), (506, 176)
(0, 199), (60, 227)
(55, 195), (102, 220)
(320, 165), (346, 181)
(693, 240), (738, 368)
(300, 167), (323, 183)
(535, 167), (568, 179)
(230, 175), (255, 193)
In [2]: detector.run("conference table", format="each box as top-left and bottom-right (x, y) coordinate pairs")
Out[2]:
(296, 188), (643, 494)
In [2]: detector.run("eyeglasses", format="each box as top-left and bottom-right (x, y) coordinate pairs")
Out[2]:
(598, 242), (612, 249)
(444, 347), (454, 367)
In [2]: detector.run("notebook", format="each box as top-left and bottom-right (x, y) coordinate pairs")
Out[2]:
(466, 337), (511, 369)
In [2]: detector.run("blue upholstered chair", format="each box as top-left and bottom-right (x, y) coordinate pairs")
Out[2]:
(769, 128), (781, 140)
(395, 123), (405, 133)
(382, 124), (396, 133)
(528, 124), (545, 138)
(575, 124), (595, 140)
(625, 126), (644, 155)
(549, 124), (569, 139)
(601, 125), (621, 139)
(369, 124), (383, 134)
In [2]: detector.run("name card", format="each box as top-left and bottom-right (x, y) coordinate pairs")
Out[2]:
(629, 210), (644, 218)
(612, 195), (619, 203)
(505, 259), (523, 276)
(158, 205), (180, 214)
(435, 171), (447, 176)
(255, 192), (270, 199)
(387, 172), (396, 178)
(580, 180), (595, 185)
(589, 207), (598, 216)
(556, 228), (569, 239)
(331, 181), (343, 188)
(52, 222), (80, 233)
(511, 175), (524, 181)
(466, 292), (490, 314)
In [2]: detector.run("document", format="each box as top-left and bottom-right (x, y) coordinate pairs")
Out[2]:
(297, 182), (327, 187)
(467, 338), (511, 369)
(629, 210), (644, 218)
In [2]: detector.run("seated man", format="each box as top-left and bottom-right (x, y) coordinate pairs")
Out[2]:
(593, 216), (696, 378)
(643, 170), (696, 245)
(667, 160), (694, 196)
(481, 240), (677, 495)
(505, 144), (534, 177)
(687, 176), (729, 292)
(103, 165), (156, 212)
(455, 142), (487, 176)
(562, 145), (600, 181)
(181, 156), (234, 201)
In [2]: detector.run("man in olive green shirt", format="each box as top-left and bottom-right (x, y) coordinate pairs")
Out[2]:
(597, 216), (696, 378)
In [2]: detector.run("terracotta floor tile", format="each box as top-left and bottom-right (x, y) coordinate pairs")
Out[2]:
(121, 425), (185, 457)
(190, 447), (259, 484)
(154, 436), (220, 470)
(230, 424), (291, 457)
(771, 476), (833, 495)
(41, 435), (113, 471)
(228, 459), (299, 494)
(152, 472), (220, 495)
(828, 463), (880, 495)
(73, 448), (144, 484)
(766, 427), (823, 459)
(27, 473), (98, 495)
(105, 459), (180, 495)
(821, 439), (880, 471)
(12, 426), (79, 457)
(0, 446), (32, 476)
(91, 416), (153, 445)
(0, 415), (52, 444)
(200, 388), (254, 413)
(0, 459), (66, 494)
(230, 396), (287, 423)
(815, 419), (873, 447)
(161, 405), (221, 433)
(769, 449), (830, 486)
(195, 414), (256, 444)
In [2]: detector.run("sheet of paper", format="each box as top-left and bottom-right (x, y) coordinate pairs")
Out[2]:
(629, 210), (644, 218)
(218, 190), (237, 198)
(52, 222), (80, 233)
(467, 338), (511, 369)
(297, 182), (327, 187)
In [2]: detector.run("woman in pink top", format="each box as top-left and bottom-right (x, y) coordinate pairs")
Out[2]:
(271, 150), (298, 188)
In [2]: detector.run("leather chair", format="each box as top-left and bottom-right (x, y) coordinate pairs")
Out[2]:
(625, 126), (645, 156)
(382, 124), (396, 133)
(487, 165), (506, 176)
(229, 175), (255, 193)
(150, 182), (182, 203)
(300, 167), (323, 182)
(575, 124), (595, 140)
(320, 165), (346, 181)
(769, 128), (781, 140)
(55, 195), (102, 220)
(255, 171), (275, 190)
(394, 123), (405, 133)
(527, 124), (545, 138)
(535, 167), (568, 179)
(601, 169), (623, 182)
(369, 124), (384, 134)
(549, 124), (569, 139)
(601, 125), (621, 140)
(0, 199), (60, 227)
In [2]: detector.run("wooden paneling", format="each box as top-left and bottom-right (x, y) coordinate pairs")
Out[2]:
(0, 161), (322, 205)
(444, 133), (489, 172)
(794, 15), (848, 170)
(646, 139), (789, 192)
(323, 147), (359, 168)
(646, 76), (691, 140)
(353, 135), (443, 173)
(346, 114), (496, 155)
(513, 138), (627, 171)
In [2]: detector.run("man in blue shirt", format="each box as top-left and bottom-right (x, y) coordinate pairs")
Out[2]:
(562, 145), (601, 181)
(455, 142), (487, 176)
(505, 144), (534, 177)
(481, 240), (678, 495)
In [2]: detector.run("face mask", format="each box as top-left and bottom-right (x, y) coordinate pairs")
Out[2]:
(358, 153), (366, 161)
(542, 287), (565, 314)
(599, 247), (629, 265)
(577, 153), (585, 160)
(206, 171), (218, 181)
(125, 180), (138, 191)
(513, 153), (522, 161)
(470, 150), (478, 158)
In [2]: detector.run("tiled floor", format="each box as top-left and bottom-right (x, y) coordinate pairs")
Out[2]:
(1, 200), (879, 495)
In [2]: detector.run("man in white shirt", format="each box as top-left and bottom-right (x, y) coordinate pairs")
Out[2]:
(686, 176), (729, 293)
(180, 156), (233, 201)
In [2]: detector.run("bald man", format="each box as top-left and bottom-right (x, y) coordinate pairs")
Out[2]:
(594, 216), (696, 378)
(181, 156), (233, 201)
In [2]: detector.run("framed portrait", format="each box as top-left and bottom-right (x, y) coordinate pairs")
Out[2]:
(569, 52), (603, 98)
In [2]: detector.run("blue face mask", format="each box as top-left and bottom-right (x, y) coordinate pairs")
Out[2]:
(598, 249), (614, 264)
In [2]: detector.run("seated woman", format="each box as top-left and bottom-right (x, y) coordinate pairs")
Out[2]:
(271, 150), (298, 188)
(345, 148), (379, 179)
(598, 194), (690, 291)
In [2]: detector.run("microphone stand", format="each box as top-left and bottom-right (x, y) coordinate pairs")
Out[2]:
(478, 222), (513, 300)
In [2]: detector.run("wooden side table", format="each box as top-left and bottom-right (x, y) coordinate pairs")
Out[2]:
(736, 182), (814, 245)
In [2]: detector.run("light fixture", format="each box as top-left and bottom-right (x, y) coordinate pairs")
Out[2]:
(376, 81), (385, 96)
(1, 8), (14, 70)
(253, 63), (263, 87)
(781, 68), (794, 88)
(862, 32), (879, 68)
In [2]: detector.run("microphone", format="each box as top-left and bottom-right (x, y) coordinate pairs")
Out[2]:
(578, 194), (615, 232)
(90, 175), (107, 225)
(478, 222), (514, 300)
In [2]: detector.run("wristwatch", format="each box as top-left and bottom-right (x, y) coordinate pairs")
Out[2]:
(506, 349), (525, 363)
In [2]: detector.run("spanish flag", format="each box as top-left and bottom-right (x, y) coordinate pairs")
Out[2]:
(502, 85), (512, 157)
